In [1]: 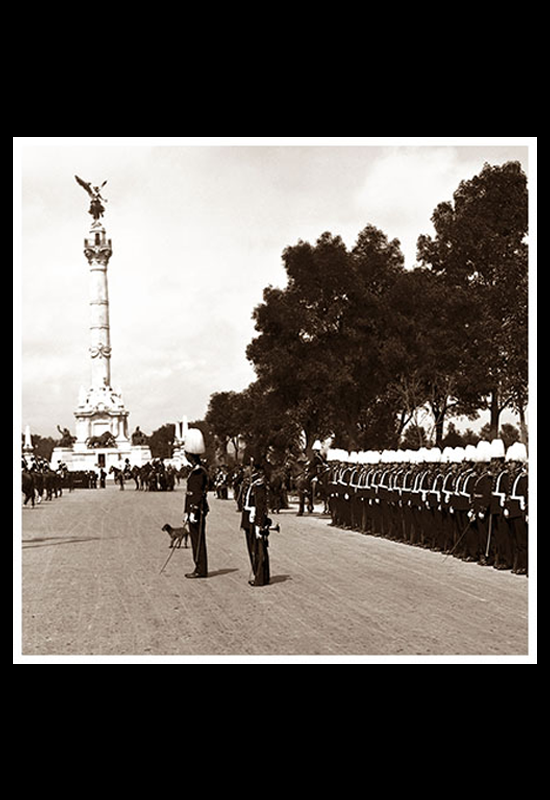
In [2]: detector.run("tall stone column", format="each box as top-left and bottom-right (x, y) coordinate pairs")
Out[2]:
(66, 177), (152, 471)
(84, 223), (113, 389)
(73, 213), (130, 452)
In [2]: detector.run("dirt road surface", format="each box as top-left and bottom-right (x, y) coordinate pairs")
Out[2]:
(18, 485), (531, 661)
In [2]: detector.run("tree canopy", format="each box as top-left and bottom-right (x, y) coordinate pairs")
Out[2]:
(417, 161), (528, 438)
(28, 162), (528, 464)
(204, 160), (529, 461)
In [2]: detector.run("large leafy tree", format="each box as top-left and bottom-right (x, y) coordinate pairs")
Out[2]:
(417, 161), (528, 439)
(148, 423), (175, 459)
(246, 227), (407, 449)
(247, 232), (353, 446)
(385, 267), (480, 445)
(22, 434), (57, 462)
(206, 391), (249, 459)
(237, 381), (305, 463)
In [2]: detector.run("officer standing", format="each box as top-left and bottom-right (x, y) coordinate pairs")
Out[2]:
(504, 442), (528, 575)
(488, 439), (512, 569)
(471, 440), (494, 565)
(240, 461), (259, 573)
(183, 428), (209, 579)
(247, 461), (271, 587)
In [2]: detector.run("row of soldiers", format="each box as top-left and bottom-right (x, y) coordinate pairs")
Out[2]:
(325, 439), (528, 575)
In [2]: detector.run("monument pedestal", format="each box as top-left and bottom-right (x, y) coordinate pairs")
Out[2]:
(52, 443), (153, 473)
(129, 445), (154, 467)
(50, 386), (153, 472)
(50, 447), (74, 469)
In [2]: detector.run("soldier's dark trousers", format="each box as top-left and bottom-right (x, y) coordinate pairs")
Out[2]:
(189, 513), (208, 576)
(476, 516), (493, 565)
(394, 505), (406, 541)
(402, 504), (414, 543)
(381, 502), (392, 537)
(253, 535), (270, 586)
(362, 501), (374, 534)
(351, 496), (362, 530)
(464, 518), (479, 561)
(511, 517), (528, 574)
(494, 516), (513, 570)
(453, 511), (469, 558)
(441, 511), (454, 552)
(371, 501), (382, 535)
(410, 507), (422, 545)
(419, 508), (432, 547)
(430, 508), (443, 550)
(244, 523), (256, 571)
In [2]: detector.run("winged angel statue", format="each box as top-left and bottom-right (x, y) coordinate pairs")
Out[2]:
(75, 175), (108, 220)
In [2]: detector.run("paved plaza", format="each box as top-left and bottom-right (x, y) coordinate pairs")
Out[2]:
(18, 484), (530, 660)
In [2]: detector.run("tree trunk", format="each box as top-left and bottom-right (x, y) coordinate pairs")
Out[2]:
(518, 405), (528, 445)
(434, 413), (445, 447)
(489, 390), (501, 440)
(430, 399), (447, 447)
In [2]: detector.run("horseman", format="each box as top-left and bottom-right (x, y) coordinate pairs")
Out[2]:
(296, 440), (327, 516)
(309, 439), (329, 506)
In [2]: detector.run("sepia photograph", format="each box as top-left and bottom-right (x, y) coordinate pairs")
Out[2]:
(14, 137), (536, 663)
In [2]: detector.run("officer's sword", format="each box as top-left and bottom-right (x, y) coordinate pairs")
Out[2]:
(444, 517), (473, 561)
(159, 545), (177, 574)
(484, 513), (493, 559)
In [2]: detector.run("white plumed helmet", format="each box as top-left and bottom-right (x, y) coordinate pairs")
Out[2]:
(505, 442), (528, 463)
(184, 428), (206, 455)
(476, 440), (493, 462)
(490, 438), (506, 459)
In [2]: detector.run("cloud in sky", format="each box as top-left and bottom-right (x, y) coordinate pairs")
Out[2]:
(17, 139), (530, 438)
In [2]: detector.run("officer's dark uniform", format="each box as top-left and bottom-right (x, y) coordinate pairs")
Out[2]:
(185, 462), (209, 577)
(491, 464), (512, 569)
(249, 472), (270, 587)
(506, 466), (528, 574)
(241, 469), (258, 572)
(472, 465), (493, 564)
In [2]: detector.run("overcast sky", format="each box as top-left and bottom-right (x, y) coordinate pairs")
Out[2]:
(16, 138), (532, 440)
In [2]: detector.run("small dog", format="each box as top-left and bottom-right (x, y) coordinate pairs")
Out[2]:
(162, 523), (189, 549)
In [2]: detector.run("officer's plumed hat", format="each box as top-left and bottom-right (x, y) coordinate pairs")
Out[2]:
(505, 442), (527, 463)
(184, 428), (205, 455)
(476, 440), (493, 462)
(490, 438), (506, 459)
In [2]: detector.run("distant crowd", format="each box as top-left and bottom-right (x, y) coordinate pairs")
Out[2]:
(21, 456), (69, 506)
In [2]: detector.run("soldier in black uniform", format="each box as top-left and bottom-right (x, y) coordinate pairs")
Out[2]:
(487, 439), (511, 569)
(183, 428), (209, 579)
(240, 463), (258, 573)
(451, 447), (477, 560)
(504, 443), (528, 575)
(247, 462), (271, 587)
(471, 441), (494, 565)
(426, 449), (445, 551)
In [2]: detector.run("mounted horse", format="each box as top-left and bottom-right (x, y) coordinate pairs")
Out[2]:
(22, 469), (35, 507)
(288, 455), (330, 515)
(109, 464), (125, 489)
(131, 465), (141, 489)
(267, 464), (289, 513)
